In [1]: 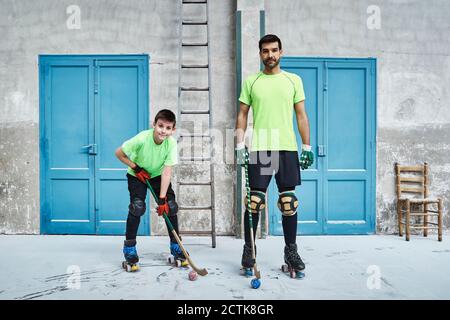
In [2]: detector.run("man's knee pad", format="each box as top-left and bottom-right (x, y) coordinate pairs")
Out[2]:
(167, 198), (178, 217)
(277, 191), (298, 216)
(129, 198), (146, 217)
(244, 190), (266, 214)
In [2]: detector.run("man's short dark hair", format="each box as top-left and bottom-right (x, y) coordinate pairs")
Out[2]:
(259, 34), (282, 51)
(154, 109), (176, 127)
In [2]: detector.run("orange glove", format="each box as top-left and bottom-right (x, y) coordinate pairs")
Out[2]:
(133, 164), (150, 184)
(157, 197), (169, 216)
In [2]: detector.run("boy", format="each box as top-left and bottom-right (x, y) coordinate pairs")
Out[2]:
(115, 109), (185, 270)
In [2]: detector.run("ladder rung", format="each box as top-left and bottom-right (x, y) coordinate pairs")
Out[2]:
(179, 231), (212, 235)
(181, 64), (208, 68)
(180, 157), (211, 161)
(180, 109), (210, 114)
(179, 181), (212, 186)
(180, 87), (209, 91)
(183, 0), (207, 3)
(182, 20), (208, 25)
(400, 177), (424, 183)
(401, 221), (439, 225)
(409, 226), (439, 229)
(179, 206), (212, 210)
(182, 42), (208, 47)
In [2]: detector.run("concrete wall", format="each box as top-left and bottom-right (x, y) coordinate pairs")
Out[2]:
(0, 0), (237, 235)
(265, 0), (450, 233)
(1, 0), (449, 235)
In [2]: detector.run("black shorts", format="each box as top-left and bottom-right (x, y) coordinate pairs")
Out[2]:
(127, 173), (176, 204)
(248, 151), (301, 191)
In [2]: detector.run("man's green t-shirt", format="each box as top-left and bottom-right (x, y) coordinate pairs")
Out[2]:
(239, 70), (305, 151)
(121, 129), (178, 178)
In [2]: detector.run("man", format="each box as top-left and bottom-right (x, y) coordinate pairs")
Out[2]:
(235, 34), (314, 276)
(115, 109), (186, 271)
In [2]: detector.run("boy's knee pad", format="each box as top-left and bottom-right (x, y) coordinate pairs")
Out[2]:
(129, 198), (146, 217)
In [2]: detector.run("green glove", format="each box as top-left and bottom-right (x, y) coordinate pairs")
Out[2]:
(235, 142), (248, 166)
(300, 144), (314, 170)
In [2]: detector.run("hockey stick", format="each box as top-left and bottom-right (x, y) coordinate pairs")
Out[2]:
(244, 152), (261, 279)
(145, 180), (208, 276)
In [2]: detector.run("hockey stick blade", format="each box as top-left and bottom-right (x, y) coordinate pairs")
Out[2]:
(145, 180), (208, 276)
(171, 229), (208, 276)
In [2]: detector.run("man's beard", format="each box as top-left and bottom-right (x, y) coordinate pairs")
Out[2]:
(263, 58), (280, 69)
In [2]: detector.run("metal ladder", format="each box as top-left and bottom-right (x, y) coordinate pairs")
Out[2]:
(176, 0), (216, 248)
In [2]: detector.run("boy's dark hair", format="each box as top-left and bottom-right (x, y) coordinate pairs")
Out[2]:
(259, 34), (282, 51)
(154, 109), (176, 127)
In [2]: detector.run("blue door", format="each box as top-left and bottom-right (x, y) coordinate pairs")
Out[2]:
(39, 55), (150, 235)
(269, 58), (376, 235)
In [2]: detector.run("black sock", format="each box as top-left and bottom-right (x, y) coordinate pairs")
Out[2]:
(282, 213), (297, 245)
(126, 214), (141, 240)
(244, 210), (259, 245)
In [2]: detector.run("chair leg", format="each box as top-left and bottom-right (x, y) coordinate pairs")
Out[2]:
(438, 199), (443, 242)
(405, 200), (411, 241)
(398, 201), (403, 237)
(423, 203), (428, 237)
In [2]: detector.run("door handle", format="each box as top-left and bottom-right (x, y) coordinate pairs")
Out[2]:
(318, 145), (326, 157)
(81, 144), (97, 155)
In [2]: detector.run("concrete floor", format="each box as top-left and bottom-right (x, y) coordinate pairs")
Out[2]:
(0, 233), (449, 300)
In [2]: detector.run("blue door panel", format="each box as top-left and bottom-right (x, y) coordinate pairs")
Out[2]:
(328, 180), (366, 221)
(269, 57), (376, 235)
(324, 61), (374, 234)
(328, 67), (367, 170)
(50, 66), (91, 168)
(42, 60), (95, 234)
(51, 179), (90, 221)
(98, 65), (139, 168)
(95, 60), (149, 235)
(40, 55), (149, 235)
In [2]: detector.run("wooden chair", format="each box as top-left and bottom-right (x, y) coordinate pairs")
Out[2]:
(395, 162), (443, 241)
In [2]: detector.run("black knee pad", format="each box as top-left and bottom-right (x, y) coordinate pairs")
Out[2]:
(167, 198), (178, 217)
(245, 190), (266, 214)
(277, 191), (298, 216)
(129, 198), (146, 217)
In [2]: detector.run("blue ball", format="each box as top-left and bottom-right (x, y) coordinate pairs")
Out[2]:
(251, 278), (261, 289)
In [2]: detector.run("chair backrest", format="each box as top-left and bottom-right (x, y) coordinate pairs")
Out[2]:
(395, 162), (429, 200)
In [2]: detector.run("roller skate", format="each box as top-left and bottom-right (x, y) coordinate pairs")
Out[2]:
(281, 243), (305, 279)
(168, 242), (189, 268)
(122, 239), (140, 272)
(240, 243), (256, 277)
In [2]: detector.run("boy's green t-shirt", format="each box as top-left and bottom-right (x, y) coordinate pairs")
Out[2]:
(121, 129), (178, 178)
(239, 70), (305, 152)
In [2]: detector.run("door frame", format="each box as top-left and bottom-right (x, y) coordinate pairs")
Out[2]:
(39, 54), (150, 235)
(268, 56), (377, 235)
